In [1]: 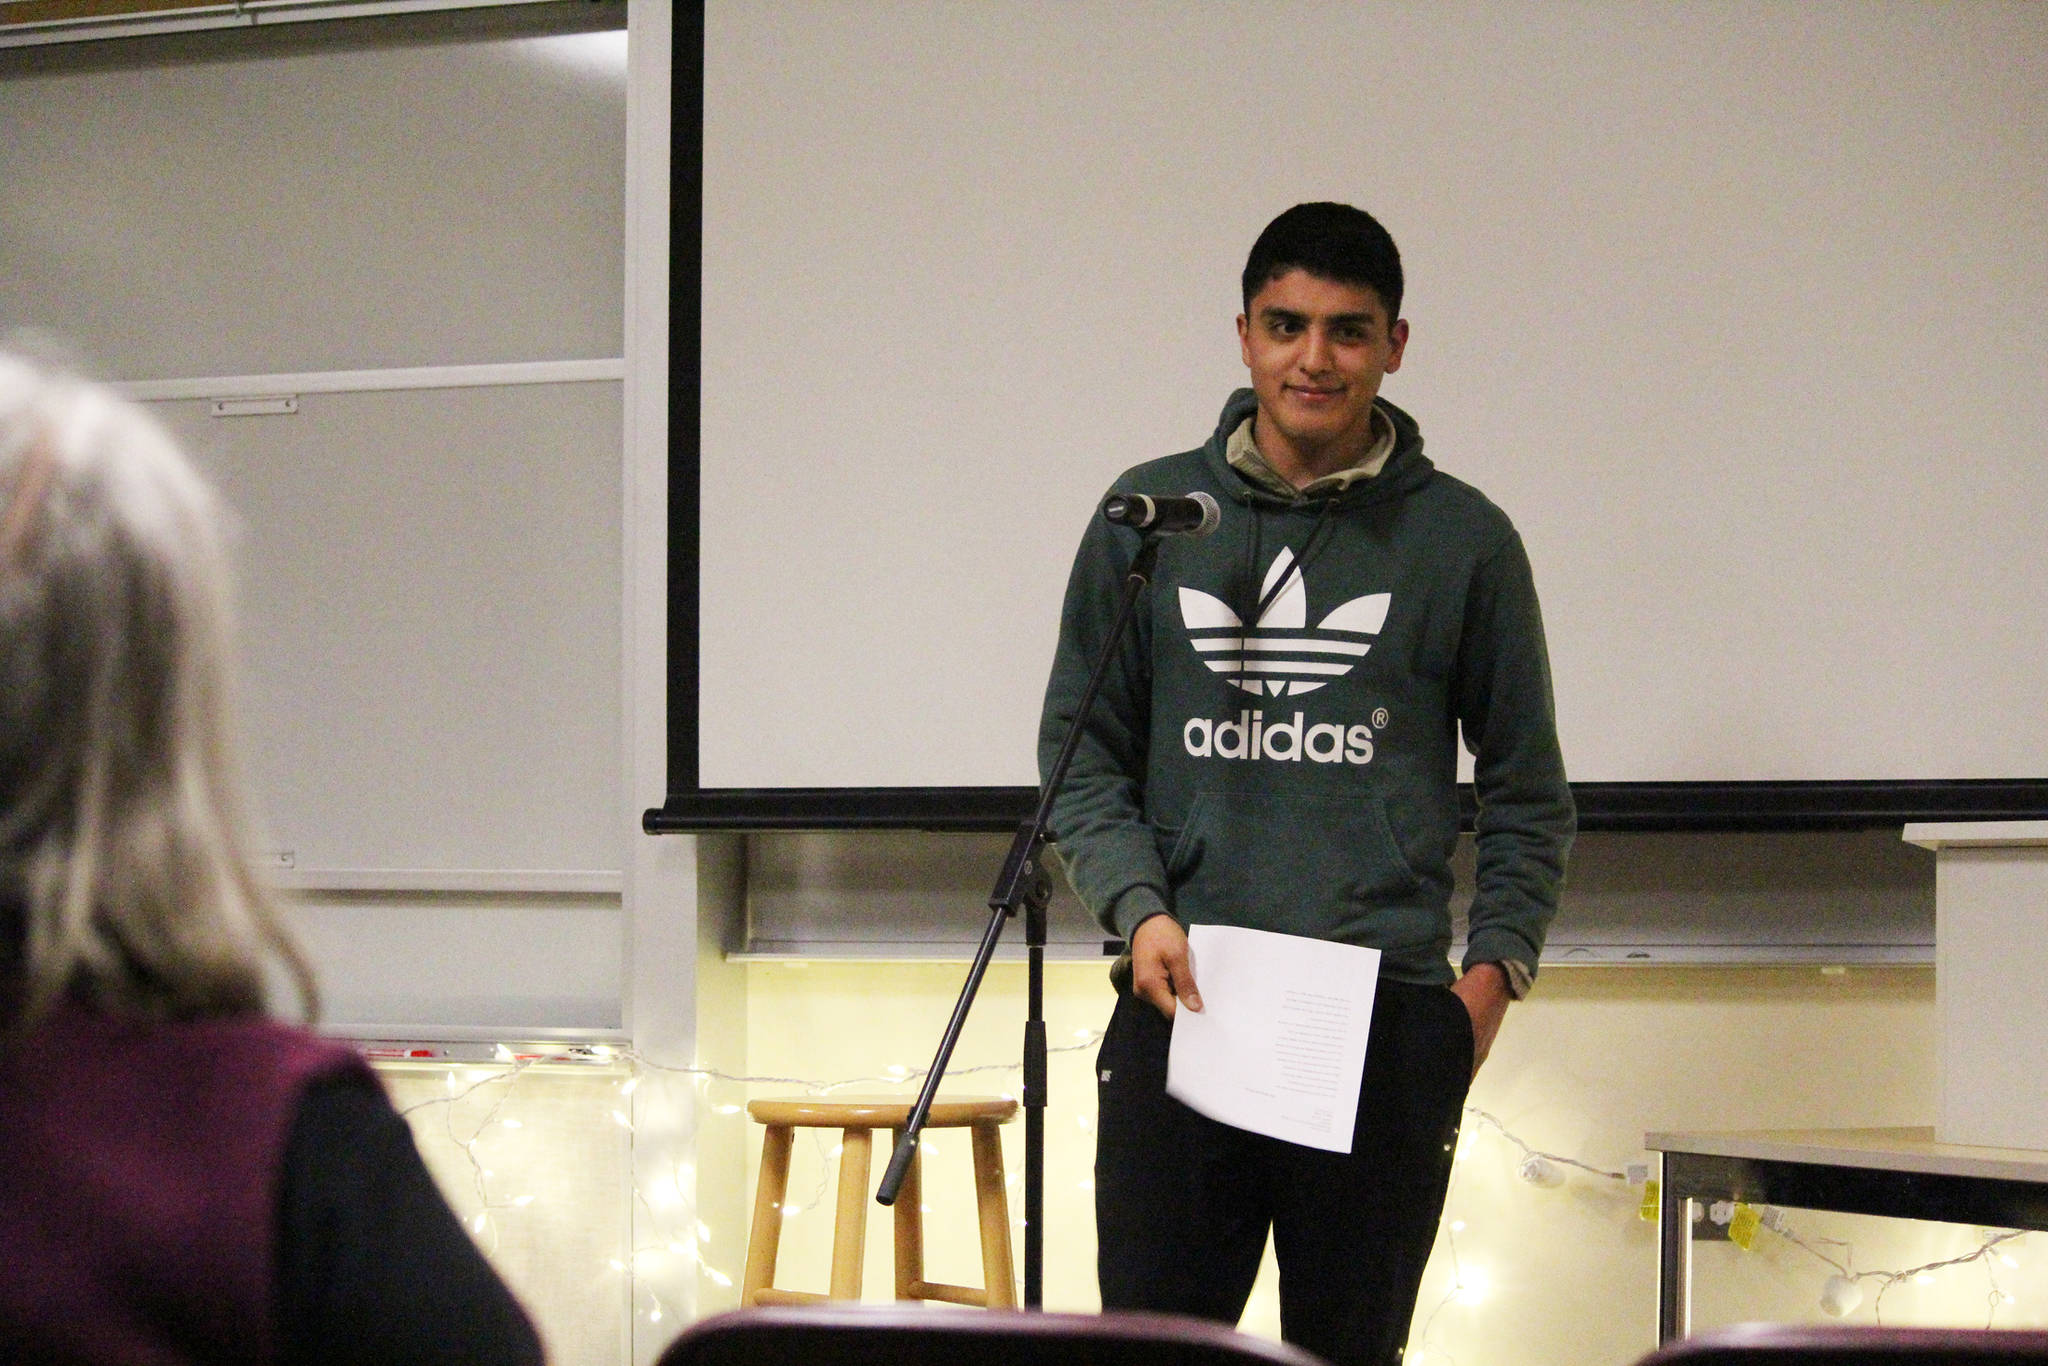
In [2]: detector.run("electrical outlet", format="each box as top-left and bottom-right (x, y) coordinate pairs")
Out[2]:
(1690, 1201), (1732, 1242)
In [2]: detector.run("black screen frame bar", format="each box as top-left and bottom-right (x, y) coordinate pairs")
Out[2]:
(666, 0), (704, 796)
(644, 780), (2048, 835)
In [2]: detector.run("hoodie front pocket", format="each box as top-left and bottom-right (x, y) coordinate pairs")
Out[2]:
(1166, 789), (1421, 928)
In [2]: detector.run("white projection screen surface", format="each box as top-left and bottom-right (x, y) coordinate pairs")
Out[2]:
(690, 2), (2048, 807)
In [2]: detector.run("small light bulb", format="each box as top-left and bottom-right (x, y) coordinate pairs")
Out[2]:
(512, 1195), (535, 1207)
(620, 1077), (641, 1096)
(1820, 1274), (1863, 1317)
(1450, 1220), (1467, 1233)
(706, 1268), (734, 1288)
(1914, 1272), (1937, 1286)
(502, 1118), (523, 1129)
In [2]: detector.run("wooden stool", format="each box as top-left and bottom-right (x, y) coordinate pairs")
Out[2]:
(741, 1095), (1018, 1309)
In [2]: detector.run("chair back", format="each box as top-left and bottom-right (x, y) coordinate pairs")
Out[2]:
(656, 1305), (1334, 1366)
(1643, 1324), (2048, 1366)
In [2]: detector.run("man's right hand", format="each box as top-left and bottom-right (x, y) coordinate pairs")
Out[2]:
(1130, 914), (1202, 1019)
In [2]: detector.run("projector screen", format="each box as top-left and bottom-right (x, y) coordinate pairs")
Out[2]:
(658, 0), (2048, 831)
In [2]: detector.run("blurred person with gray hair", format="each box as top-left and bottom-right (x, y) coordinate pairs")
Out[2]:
(0, 349), (544, 1366)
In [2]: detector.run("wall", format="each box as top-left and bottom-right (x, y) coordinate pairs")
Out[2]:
(741, 828), (1937, 965)
(703, 960), (2047, 1366)
(3, 7), (687, 1362)
(383, 1055), (637, 1365)
(0, 1), (636, 1041)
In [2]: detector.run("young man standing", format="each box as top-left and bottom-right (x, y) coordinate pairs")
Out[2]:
(1039, 202), (1574, 1366)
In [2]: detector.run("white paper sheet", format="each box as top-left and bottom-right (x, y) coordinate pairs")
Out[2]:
(1165, 924), (1382, 1153)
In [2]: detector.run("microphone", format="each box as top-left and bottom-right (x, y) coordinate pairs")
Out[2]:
(1102, 491), (1221, 537)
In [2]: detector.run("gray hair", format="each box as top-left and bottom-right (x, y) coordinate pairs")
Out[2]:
(0, 349), (316, 1025)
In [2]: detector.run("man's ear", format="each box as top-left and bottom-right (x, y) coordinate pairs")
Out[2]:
(1384, 318), (1411, 373)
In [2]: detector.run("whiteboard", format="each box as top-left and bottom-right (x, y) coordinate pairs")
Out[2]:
(154, 383), (622, 877)
(689, 0), (2048, 801)
(0, 6), (629, 875)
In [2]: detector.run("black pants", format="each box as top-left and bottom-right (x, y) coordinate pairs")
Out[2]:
(1094, 979), (1474, 1366)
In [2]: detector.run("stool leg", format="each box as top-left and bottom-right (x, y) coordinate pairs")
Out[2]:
(829, 1127), (873, 1300)
(970, 1120), (1017, 1309)
(892, 1131), (924, 1300)
(742, 1124), (795, 1305)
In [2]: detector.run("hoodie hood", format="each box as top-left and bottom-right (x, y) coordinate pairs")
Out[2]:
(1042, 385), (1573, 985)
(1201, 387), (1435, 510)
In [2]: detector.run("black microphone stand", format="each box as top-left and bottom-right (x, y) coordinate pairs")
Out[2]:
(875, 531), (1165, 1310)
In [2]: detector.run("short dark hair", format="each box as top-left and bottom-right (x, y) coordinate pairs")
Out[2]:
(1241, 202), (1403, 321)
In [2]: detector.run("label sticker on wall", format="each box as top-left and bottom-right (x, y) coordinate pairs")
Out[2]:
(1729, 1202), (1763, 1250)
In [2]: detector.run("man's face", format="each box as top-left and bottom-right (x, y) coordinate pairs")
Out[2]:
(1236, 269), (1408, 473)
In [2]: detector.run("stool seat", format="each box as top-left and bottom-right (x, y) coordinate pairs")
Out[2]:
(746, 1095), (1017, 1129)
(742, 1094), (1018, 1310)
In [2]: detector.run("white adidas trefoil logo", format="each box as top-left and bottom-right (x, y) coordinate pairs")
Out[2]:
(1178, 548), (1390, 698)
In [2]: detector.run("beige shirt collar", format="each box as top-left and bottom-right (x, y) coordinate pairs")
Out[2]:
(1225, 405), (1397, 499)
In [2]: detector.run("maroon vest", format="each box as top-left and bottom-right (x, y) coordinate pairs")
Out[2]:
(0, 1003), (369, 1365)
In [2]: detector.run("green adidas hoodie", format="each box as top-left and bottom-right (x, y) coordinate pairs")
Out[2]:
(1038, 388), (1574, 986)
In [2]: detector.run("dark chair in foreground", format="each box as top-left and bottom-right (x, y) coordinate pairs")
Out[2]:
(656, 1304), (1334, 1366)
(1642, 1324), (2048, 1366)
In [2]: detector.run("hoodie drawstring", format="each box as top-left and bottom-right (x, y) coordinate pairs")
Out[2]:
(1245, 494), (1341, 628)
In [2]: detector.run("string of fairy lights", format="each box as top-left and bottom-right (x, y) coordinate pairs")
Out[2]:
(1710, 1206), (2027, 1328)
(1401, 1114), (2032, 1366)
(382, 1038), (2035, 1341)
